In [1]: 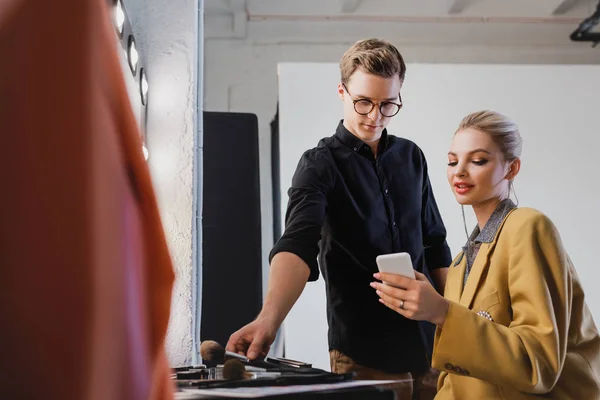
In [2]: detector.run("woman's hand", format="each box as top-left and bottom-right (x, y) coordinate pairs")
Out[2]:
(371, 271), (450, 326)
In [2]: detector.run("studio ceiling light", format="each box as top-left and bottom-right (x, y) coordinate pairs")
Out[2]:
(114, 0), (125, 36)
(570, 0), (600, 47)
(128, 35), (138, 75)
(140, 68), (149, 105)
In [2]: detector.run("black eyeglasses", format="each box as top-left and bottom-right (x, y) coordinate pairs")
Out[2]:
(342, 83), (402, 118)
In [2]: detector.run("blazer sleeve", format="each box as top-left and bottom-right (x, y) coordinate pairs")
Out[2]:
(432, 212), (570, 394)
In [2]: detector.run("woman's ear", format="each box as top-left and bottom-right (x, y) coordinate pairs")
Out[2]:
(505, 158), (521, 181)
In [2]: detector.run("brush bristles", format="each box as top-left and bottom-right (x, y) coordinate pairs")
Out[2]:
(223, 359), (247, 380)
(199, 340), (225, 362)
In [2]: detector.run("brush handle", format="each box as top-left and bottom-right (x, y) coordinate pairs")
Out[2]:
(225, 350), (249, 362)
(266, 357), (312, 368)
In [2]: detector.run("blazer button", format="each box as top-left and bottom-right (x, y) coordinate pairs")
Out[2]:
(445, 363), (454, 371)
(453, 366), (463, 374)
(462, 369), (470, 376)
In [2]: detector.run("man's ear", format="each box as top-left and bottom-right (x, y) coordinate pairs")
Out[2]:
(338, 83), (347, 101)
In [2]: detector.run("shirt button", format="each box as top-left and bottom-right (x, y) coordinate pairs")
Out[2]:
(384, 189), (389, 194)
(353, 147), (358, 151)
(392, 222), (396, 226)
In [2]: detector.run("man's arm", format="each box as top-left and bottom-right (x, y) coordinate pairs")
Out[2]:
(226, 151), (333, 359)
(226, 252), (310, 360)
(257, 252), (311, 331)
(431, 268), (448, 294)
(419, 151), (453, 292)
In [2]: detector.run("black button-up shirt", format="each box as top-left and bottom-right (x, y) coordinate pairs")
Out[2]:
(270, 121), (452, 373)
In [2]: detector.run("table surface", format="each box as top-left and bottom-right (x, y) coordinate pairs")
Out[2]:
(174, 378), (412, 399)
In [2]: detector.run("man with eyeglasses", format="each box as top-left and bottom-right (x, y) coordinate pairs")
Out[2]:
(227, 38), (451, 400)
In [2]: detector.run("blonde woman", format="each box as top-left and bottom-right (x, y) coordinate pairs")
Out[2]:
(371, 110), (600, 399)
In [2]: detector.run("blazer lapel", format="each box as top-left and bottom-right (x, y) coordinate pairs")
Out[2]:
(459, 243), (492, 308)
(459, 209), (516, 308)
(446, 253), (467, 302)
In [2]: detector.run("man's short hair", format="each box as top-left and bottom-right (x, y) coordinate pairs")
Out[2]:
(340, 38), (406, 85)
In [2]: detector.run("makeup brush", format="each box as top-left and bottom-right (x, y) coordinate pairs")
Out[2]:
(200, 340), (249, 364)
(222, 359), (252, 380)
(222, 359), (281, 381)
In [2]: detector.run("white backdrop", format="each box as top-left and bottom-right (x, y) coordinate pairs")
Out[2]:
(278, 62), (600, 371)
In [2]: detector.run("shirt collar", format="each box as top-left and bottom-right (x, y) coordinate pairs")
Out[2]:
(470, 198), (517, 244)
(335, 120), (389, 156)
(454, 198), (516, 267)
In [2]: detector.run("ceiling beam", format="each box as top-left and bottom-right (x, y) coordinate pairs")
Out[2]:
(340, 0), (362, 13)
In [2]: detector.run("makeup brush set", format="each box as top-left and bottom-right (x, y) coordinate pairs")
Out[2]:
(171, 340), (354, 390)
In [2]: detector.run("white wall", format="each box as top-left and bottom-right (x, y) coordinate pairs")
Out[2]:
(278, 62), (600, 370)
(126, 0), (199, 367)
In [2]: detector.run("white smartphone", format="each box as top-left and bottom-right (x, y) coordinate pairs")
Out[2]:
(375, 252), (416, 283)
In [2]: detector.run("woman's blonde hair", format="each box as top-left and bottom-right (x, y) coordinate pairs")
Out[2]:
(457, 110), (523, 161)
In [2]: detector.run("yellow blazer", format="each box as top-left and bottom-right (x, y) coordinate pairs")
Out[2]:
(432, 207), (600, 399)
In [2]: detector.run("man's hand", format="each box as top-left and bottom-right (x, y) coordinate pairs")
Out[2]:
(226, 252), (310, 360)
(226, 317), (279, 360)
(370, 271), (450, 326)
